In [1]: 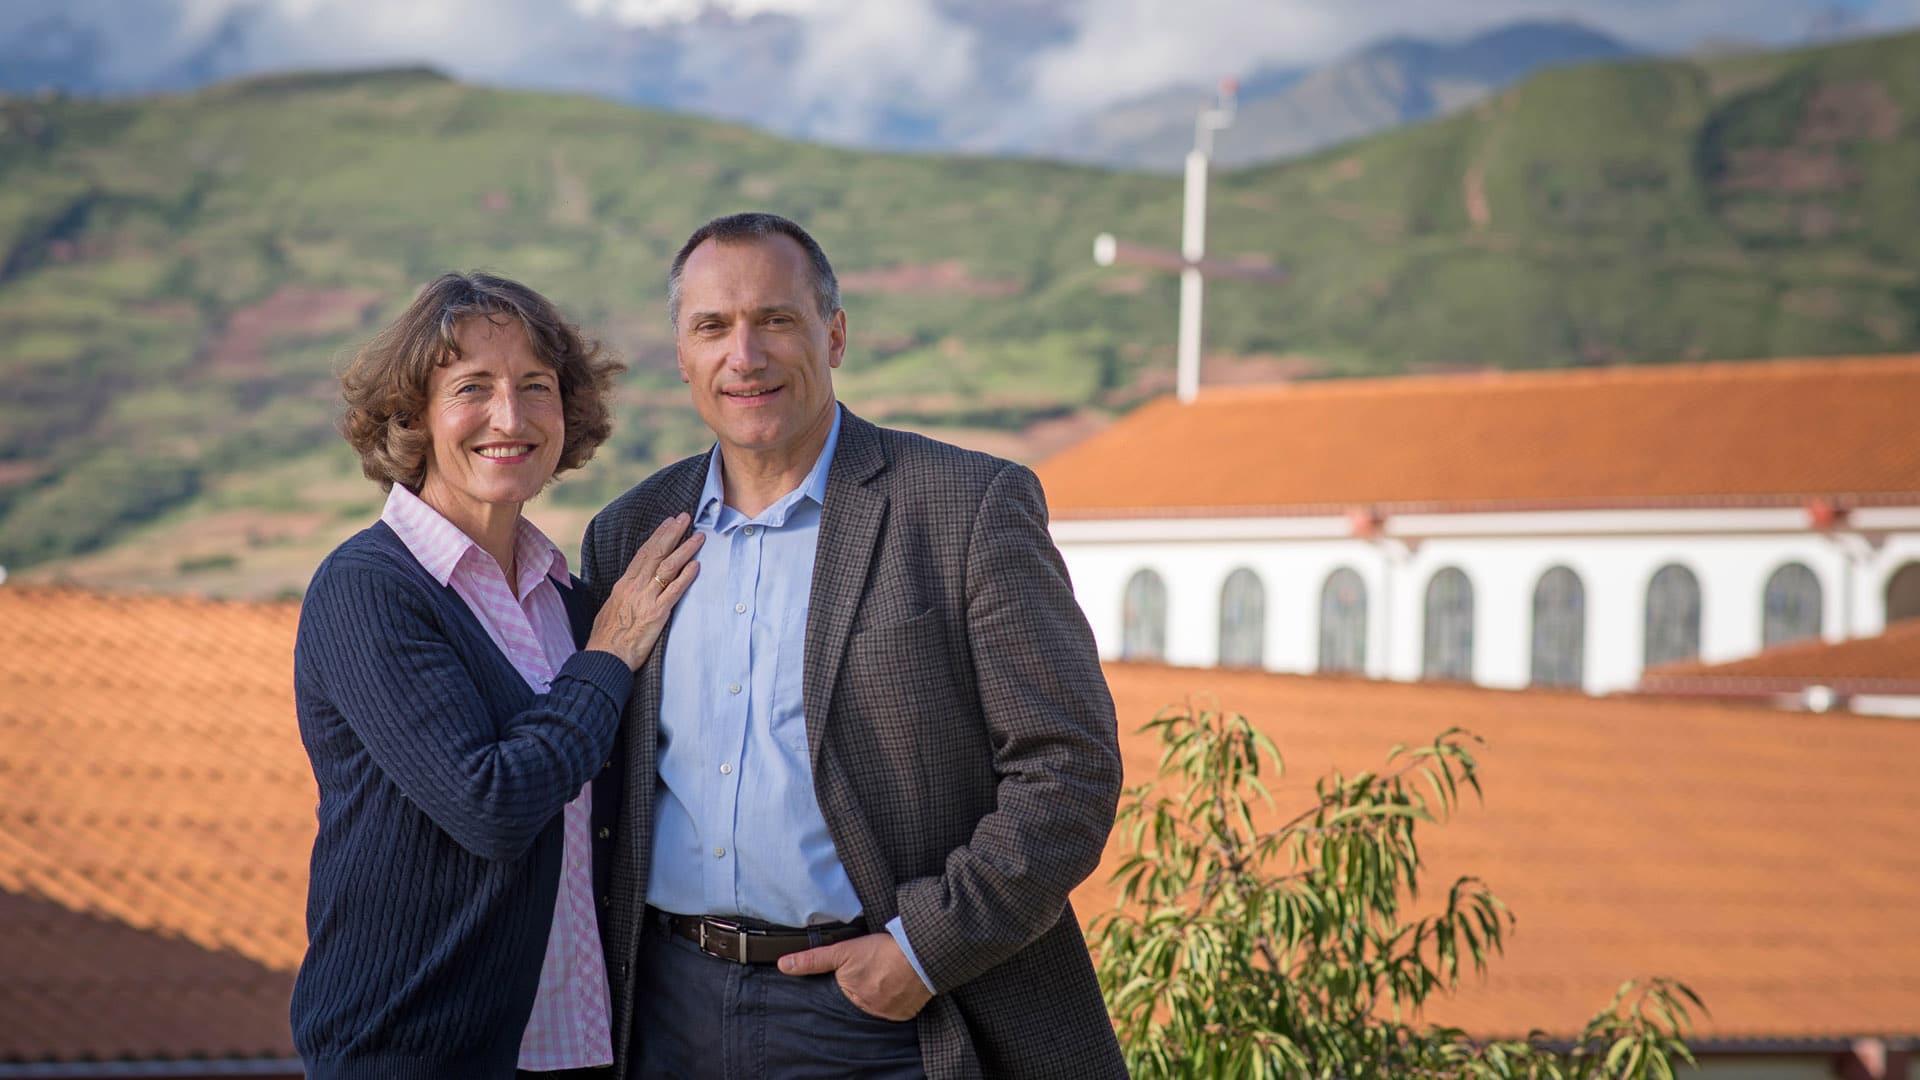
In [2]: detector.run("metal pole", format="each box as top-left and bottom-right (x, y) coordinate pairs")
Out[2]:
(1093, 80), (1234, 405)
(1177, 147), (1208, 404)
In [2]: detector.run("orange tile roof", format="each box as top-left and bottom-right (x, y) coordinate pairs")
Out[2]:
(1073, 664), (1920, 1042)
(4, 587), (1918, 1054)
(0, 586), (310, 1062)
(1639, 618), (1920, 697)
(1035, 355), (1920, 517)
(0, 889), (293, 1064)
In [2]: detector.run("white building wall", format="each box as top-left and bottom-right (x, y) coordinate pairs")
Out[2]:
(1690, 1056), (1840, 1080)
(1054, 510), (1920, 695)
(1851, 694), (1920, 718)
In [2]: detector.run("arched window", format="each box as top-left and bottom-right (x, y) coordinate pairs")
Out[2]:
(1644, 564), (1702, 668)
(1422, 567), (1474, 682)
(1122, 569), (1168, 661)
(1762, 563), (1823, 648)
(1217, 568), (1265, 668)
(1530, 566), (1585, 688)
(1318, 568), (1368, 674)
(1888, 562), (1920, 624)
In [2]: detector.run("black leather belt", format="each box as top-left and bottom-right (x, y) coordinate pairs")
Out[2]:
(653, 907), (866, 965)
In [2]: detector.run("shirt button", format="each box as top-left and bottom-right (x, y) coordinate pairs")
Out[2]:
(713, 847), (726, 858)
(728, 682), (742, 695)
(719, 763), (733, 775)
(743, 525), (757, 536)
(734, 602), (747, 614)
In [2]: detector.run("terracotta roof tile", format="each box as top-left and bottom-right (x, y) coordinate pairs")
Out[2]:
(1035, 355), (1920, 517)
(1070, 664), (1920, 1042)
(0, 587), (311, 977)
(1639, 618), (1920, 696)
(5, 587), (1918, 1054)
(0, 888), (293, 1063)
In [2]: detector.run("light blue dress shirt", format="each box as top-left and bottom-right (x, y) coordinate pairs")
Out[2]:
(648, 409), (931, 990)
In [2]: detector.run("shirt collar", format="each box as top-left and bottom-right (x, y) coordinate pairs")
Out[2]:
(694, 405), (843, 530)
(511, 515), (572, 594)
(380, 483), (568, 590)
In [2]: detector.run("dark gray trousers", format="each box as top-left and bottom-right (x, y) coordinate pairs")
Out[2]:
(626, 918), (925, 1080)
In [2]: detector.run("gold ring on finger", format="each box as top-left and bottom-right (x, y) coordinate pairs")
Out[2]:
(652, 573), (671, 588)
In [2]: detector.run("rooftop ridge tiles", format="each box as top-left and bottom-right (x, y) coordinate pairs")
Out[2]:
(1033, 352), (1920, 513)
(1181, 352), (1920, 405)
(1047, 491), (1920, 518)
(1642, 618), (1920, 679)
(0, 583), (302, 610)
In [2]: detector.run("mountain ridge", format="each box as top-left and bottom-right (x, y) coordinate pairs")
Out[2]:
(2, 29), (1918, 592)
(1043, 20), (1638, 170)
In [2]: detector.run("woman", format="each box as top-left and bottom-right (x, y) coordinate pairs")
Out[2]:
(291, 271), (699, 1080)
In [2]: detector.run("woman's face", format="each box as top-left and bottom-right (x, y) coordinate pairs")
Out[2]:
(415, 315), (565, 523)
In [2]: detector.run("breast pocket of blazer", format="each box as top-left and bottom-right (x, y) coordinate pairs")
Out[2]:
(841, 607), (961, 722)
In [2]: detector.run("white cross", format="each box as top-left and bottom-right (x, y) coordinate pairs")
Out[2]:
(1094, 79), (1287, 404)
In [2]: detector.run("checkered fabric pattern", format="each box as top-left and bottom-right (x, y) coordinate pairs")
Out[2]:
(582, 409), (1126, 1079)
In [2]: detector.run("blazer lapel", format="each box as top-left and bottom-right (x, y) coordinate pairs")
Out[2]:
(804, 408), (888, 766)
(621, 458), (708, 846)
(630, 457), (708, 723)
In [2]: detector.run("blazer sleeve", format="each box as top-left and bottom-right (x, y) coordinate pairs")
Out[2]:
(891, 461), (1124, 992)
(300, 560), (633, 861)
(579, 512), (616, 609)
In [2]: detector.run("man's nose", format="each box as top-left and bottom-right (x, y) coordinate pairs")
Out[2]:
(725, 322), (767, 370)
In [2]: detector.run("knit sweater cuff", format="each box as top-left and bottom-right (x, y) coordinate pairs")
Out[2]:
(557, 648), (634, 710)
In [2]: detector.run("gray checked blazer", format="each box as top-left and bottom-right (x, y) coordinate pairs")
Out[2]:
(581, 406), (1126, 1079)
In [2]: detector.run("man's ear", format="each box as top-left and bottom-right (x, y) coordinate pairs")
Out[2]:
(827, 308), (847, 370)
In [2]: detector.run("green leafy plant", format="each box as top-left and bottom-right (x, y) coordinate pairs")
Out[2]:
(1095, 702), (1702, 1079)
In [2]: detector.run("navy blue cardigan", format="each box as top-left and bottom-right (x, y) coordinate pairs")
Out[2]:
(290, 522), (631, 1080)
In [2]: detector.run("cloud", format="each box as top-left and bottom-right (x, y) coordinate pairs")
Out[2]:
(1023, 0), (1920, 116)
(0, 0), (617, 91)
(767, 0), (980, 144)
(580, 0), (827, 25)
(5, 0), (1918, 146)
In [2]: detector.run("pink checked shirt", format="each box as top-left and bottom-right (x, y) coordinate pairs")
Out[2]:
(381, 484), (614, 1070)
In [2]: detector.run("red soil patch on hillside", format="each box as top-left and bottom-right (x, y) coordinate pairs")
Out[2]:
(1719, 147), (1859, 195)
(207, 285), (382, 376)
(838, 260), (1022, 298)
(1715, 80), (1900, 197)
(1801, 81), (1901, 143)
(0, 461), (46, 487)
(1205, 352), (1327, 386)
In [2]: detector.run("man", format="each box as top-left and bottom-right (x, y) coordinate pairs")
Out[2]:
(581, 212), (1125, 1079)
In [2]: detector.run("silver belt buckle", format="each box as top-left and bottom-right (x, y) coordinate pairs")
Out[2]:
(698, 917), (750, 963)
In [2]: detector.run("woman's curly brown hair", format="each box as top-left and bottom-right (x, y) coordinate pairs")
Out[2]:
(339, 271), (627, 492)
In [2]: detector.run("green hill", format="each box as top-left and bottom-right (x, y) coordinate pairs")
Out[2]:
(3, 32), (1919, 587)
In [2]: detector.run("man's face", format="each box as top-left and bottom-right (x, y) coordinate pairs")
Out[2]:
(674, 235), (845, 461)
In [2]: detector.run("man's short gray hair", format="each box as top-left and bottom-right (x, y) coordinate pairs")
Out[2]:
(666, 212), (842, 328)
